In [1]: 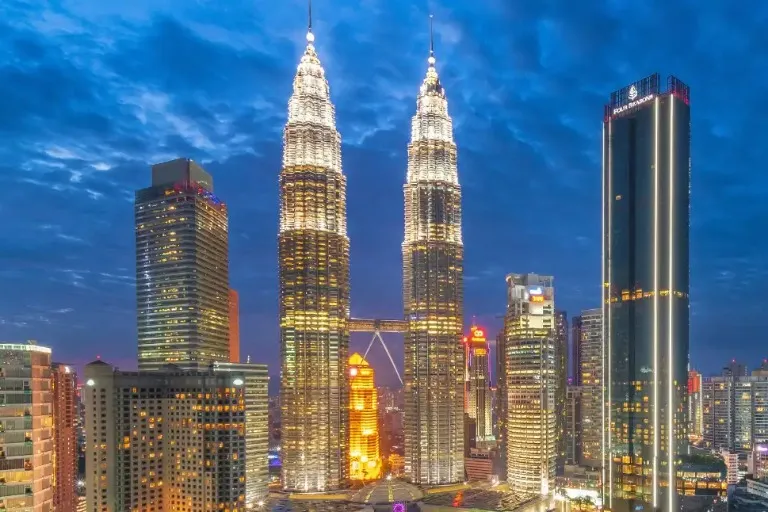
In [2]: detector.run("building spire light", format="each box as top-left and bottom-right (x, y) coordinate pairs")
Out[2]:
(306, 0), (314, 42)
(428, 14), (436, 66)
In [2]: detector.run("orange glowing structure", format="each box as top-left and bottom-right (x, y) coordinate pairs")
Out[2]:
(349, 353), (381, 481)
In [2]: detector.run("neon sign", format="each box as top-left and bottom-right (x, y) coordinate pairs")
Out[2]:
(628, 85), (638, 100)
(612, 94), (654, 115)
(531, 295), (545, 303)
(528, 286), (543, 295)
(468, 327), (486, 343)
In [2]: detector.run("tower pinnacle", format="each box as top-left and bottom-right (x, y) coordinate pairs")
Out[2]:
(428, 15), (435, 66)
(307, 0), (314, 42)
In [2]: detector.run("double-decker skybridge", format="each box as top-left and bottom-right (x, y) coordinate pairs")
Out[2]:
(348, 318), (406, 385)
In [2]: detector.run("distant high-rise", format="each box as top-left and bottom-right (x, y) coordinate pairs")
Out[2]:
(603, 74), (691, 512)
(229, 289), (240, 363)
(688, 370), (703, 440)
(0, 343), (53, 510)
(84, 360), (269, 511)
(571, 315), (583, 385)
(403, 20), (464, 485)
(278, 17), (349, 491)
(576, 308), (602, 468)
(554, 310), (568, 474)
(52, 362), (78, 512)
(464, 325), (493, 443)
(494, 330), (507, 481)
(504, 273), (556, 497)
(135, 158), (230, 370)
(565, 385), (583, 465)
(348, 354), (381, 481)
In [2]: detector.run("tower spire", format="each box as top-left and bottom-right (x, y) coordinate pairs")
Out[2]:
(428, 14), (435, 66)
(306, 0), (315, 42)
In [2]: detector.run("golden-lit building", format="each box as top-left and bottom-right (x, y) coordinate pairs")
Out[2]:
(229, 289), (240, 363)
(278, 17), (350, 492)
(464, 326), (493, 442)
(51, 362), (78, 512)
(349, 353), (381, 481)
(0, 343), (53, 511)
(135, 158), (230, 370)
(403, 22), (465, 486)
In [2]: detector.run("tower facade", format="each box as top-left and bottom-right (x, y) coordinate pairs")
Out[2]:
(348, 353), (381, 482)
(465, 326), (493, 442)
(51, 362), (78, 512)
(403, 30), (465, 485)
(135, 158), (230, 370)
(504, 274), (556, 497)
(0, 343), (53, 511)
(278, 23), (349, 491)
(602, 74), (690, 512)
(577, 308), (602, 467)
(554, 310), (567, 474)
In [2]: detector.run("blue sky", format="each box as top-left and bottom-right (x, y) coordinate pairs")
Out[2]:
(1, 0), (766, 385)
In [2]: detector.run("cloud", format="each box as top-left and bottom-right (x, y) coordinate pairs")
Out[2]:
(0, 0), (767, 380)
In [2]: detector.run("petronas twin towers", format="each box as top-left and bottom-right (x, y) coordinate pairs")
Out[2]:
(279, 12), (464, 491)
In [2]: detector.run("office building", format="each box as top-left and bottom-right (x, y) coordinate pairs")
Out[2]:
(503, 273), (556, 497)
(0, 343), (53, 511)
(571, 316), (583, 385)
(554, 310), (567, 474)
(603, 73), (691, 511)
(348, 354), (381, 481)
(135, 158), (230, 370)
(403, 25), (464, 485)
(575, 308), (602, 468)
(702, 372), (768, 455)
(278, 17), (350, 492)
(688, 370), (703, 441)
(51, 362), (78, 512)
(565, 385), (583, 465)
(229, 289), (240, 363)
(464, 325), (493, 443)
(494, 330), (507, 481)
(84, 360), (269, 512)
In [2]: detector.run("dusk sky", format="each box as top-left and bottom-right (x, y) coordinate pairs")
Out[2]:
(1, 0), (766, 386)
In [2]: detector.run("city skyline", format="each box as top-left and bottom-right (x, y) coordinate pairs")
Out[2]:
(2, 0), (767, 386)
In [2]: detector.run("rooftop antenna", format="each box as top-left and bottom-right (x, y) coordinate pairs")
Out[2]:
(428, 14), (435, 66)
(306, 0), (315, 42)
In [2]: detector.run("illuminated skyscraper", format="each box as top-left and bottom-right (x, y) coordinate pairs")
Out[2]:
(602, 74), (690, 512)
(0, 343), (53, 511)
(229, 289), (240, 363)
(403, 19), (464, 485)
(348, 353), (381, 481)
(84, 360), (269, 511)
(135, 158), (230, 370)
(576, 308), (602, 468)
(464, 326), (493, 442)
(554, 310), (567, 474)
(51, 362), (78, 512)
(688, 370), (703, 441)
(504, 274), (556, 497)
(278, 13), (349, 491)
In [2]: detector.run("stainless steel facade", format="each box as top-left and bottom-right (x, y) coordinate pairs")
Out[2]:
(278, 26), (349, 491)
(135, 158), (230, 370)
(602, 74), (691, 512)
(403, 41), (464, 485)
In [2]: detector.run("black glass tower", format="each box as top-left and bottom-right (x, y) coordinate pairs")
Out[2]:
(602, 74), (690, 512)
